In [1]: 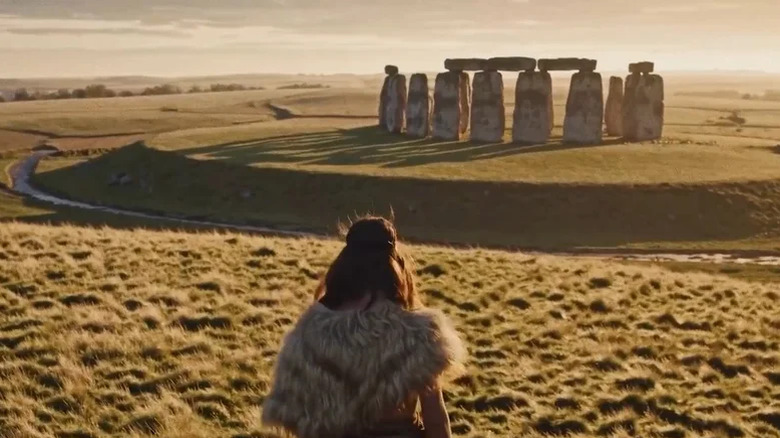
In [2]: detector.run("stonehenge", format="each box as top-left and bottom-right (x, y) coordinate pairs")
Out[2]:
(623, 62), (664, 141)
(378, 59), (664, 144)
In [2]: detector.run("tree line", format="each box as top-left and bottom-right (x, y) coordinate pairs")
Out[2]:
(2, 83), (266, 102)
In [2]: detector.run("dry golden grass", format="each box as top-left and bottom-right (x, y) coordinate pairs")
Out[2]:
(0, 130), (47, 154)
(0, 222), (778, 437)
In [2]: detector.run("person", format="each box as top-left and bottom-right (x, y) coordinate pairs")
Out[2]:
(262, 216), (466, 438)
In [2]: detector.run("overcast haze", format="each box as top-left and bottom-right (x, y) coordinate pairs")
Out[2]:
(1, 0), (778, 78)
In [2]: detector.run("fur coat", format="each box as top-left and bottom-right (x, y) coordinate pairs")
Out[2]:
(261, 300), (466, 438)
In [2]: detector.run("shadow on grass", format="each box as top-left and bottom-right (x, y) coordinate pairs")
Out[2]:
(25, 142), (777, 251)
(176, 125), (625, 168)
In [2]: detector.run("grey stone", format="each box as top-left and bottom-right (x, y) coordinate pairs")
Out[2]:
(512, 71), (553, 144)
(485, 57), (536, 72)
(470, 71), (505, 143)
(629, 62), (654, 74)
(538, 58), (597, 72)
(459, 72), (471, 135)
(605, 76), (624, 137)
(444, 58), (488, 72)
(385, 65), (399, 75)
(384, 74), (407, 133)
(432, 72), (469, 140)
(563, 72), (604, 144)
(108, 172), (133, 186)
(378, 76), (391, 129)
(623, 73), (664, 141)
(406, 73), (431, 138)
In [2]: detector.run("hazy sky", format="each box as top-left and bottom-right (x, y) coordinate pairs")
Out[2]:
(1, 0), (779, 78)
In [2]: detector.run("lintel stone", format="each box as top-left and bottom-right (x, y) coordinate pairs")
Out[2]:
(385, 65), (399, 75)
(485, 57), (536, 72)
(629, 62), (654, 74)
(444, 58), (488, 72)
(538, 58), (597, 72)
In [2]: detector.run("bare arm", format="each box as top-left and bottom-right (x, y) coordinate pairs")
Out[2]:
(420, 386), (451, 438)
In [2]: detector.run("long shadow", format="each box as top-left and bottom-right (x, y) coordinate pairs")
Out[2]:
(26, 142), (772, 251)
(177, 125), (621, 169)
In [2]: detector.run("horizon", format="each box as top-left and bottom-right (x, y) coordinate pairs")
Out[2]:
(1, 0), (779, 78)
(4, 69), (780, 82)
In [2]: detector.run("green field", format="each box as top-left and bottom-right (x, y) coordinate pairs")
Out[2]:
(0, 222), (777, 438)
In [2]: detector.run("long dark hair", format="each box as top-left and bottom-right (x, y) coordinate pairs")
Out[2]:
(315, 216), (419, 310)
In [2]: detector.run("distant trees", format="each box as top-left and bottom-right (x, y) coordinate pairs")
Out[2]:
(141, 83), (182, 96)
(13, 88), (33, 101)
(6, 82), (265, 102)
(84, 84), (118, 98)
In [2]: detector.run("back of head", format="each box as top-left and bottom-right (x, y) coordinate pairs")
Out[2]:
(316, 216), (418, 310)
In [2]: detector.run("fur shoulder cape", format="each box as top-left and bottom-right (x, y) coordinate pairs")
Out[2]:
(261, 300), (466, 438)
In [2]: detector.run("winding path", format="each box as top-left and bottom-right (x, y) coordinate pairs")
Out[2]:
(8, 152), (780, 266)
(8, 151), (314, 238)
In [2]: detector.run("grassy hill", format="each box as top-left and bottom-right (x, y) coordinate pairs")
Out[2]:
(30, 140), (780, 251)
(0, 222), (777, 437)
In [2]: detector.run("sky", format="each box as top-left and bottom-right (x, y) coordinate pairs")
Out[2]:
(0, 0), (779, 78)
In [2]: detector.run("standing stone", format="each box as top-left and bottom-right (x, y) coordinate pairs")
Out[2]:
(563, 72), (604, 144)
(623, 73), (664, 141)
(459, 72), (471, 136)
(378, 76), (391, 129)
(406, 74), (431, 138)
(433, 72), (469, 140)
(470, 71), (504, 143)
(605, 76), (624, 137)
(384, 74), (407, 134)
(512, 71), (553, 144)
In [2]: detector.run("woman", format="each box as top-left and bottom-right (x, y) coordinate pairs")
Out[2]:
(262, 216), (466, 438)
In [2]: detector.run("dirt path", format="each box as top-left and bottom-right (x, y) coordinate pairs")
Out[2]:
(9, 152), (780, 266)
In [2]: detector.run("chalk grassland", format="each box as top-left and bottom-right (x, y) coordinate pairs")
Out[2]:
(0, 222), (778, 438)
